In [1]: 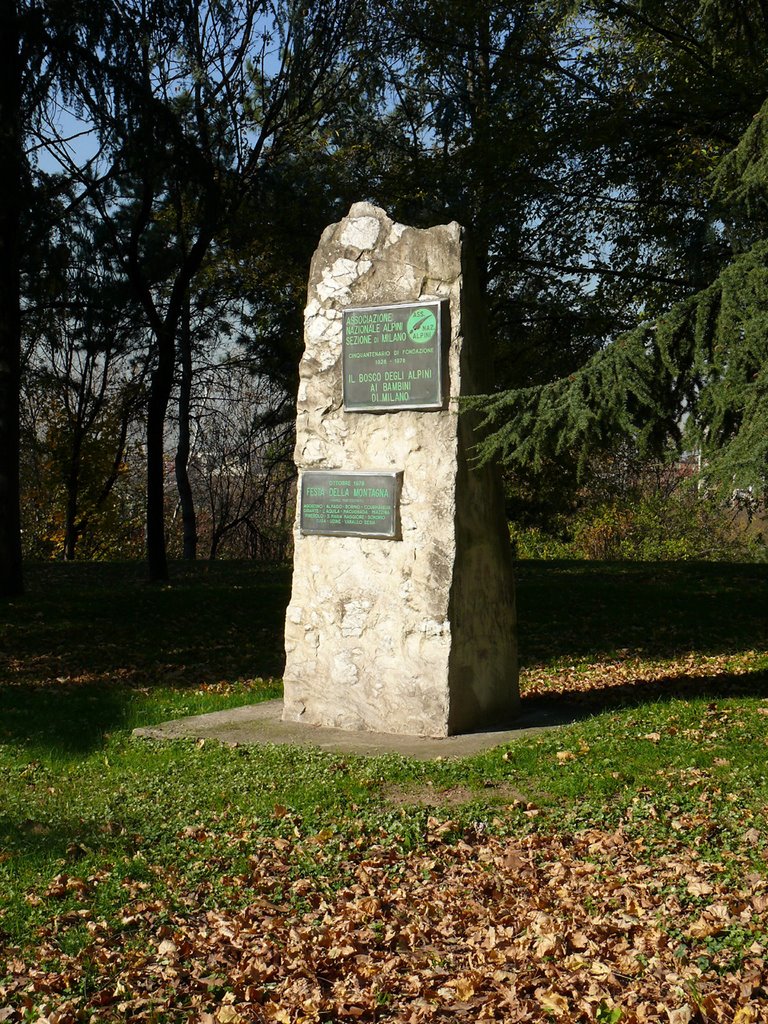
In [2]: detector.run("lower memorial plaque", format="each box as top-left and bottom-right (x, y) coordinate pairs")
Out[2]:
(300, 470), (401, 538)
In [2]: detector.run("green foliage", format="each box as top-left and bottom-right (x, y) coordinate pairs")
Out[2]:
(687, 260), (768, 491)
(20, 405), (144, 561)
(506, 438), (768, 562)
(569, 493), (764, 562)
(596, 1002), (622, 1024)
(471, 315), (689, 472)
(509, 522), (574, 560)
(467, 5), (768, 498)
(715, 96), (768, 236)
(511, 482), (766, 563)
(474, 217), (768, 497)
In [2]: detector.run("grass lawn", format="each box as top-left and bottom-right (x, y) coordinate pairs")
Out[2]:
(1, 560), (767, 1023)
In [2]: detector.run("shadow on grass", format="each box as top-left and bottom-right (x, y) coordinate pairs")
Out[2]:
(0, 683), (137, 755)
(1, 559), (766, 754)
(515, 560), (768, 666)
(520, 668), (768, 725)
(0, 810), (144, 865)
(1, 561), (291, 685)
(1, 561), (291, 755)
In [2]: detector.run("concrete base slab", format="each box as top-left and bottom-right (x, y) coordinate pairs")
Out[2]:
(132, 698), (589, 760)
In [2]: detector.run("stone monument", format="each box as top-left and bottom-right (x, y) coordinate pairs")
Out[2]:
(282, 203), (518, 738)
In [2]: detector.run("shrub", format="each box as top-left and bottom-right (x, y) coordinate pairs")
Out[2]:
(511, 491), (767, 562)
(509, 523), (574, 560)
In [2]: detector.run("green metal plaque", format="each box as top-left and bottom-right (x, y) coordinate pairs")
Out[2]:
(300, 470), (401, 538)
(342, 300), (444, 411)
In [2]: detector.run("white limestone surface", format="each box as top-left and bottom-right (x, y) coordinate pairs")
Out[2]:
(282, 203), (518, 737)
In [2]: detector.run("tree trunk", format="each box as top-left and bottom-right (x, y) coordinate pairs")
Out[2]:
(146, 330), (175, 581)
(0, 0), (23, 597)
(63, 448), (82, 560)
(174, 294), (197, 560)
(467, 11), (493, 299)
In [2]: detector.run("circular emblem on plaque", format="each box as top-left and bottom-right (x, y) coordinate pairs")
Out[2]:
(406, 307), (437, 344)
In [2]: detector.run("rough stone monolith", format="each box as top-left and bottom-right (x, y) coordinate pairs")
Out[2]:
(282, 203), (518, 737)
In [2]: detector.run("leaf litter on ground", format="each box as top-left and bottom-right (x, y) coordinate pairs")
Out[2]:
(2, 806), (767, 1023)
(2, 561), (768, 1022)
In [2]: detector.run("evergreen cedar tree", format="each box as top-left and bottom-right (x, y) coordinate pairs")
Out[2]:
(472, 98), (768, 499)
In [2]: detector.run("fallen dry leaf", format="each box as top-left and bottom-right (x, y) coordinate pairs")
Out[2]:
(666, 1007), (693, 1024)
(5, 812), (767, 1023)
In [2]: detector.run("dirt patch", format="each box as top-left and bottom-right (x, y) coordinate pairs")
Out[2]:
(382, 780), (529, 808)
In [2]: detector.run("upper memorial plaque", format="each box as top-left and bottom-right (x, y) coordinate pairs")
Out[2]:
(342, 300), (444, 411)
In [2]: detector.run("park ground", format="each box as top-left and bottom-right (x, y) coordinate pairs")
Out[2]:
(1, 561), (767, 1023)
